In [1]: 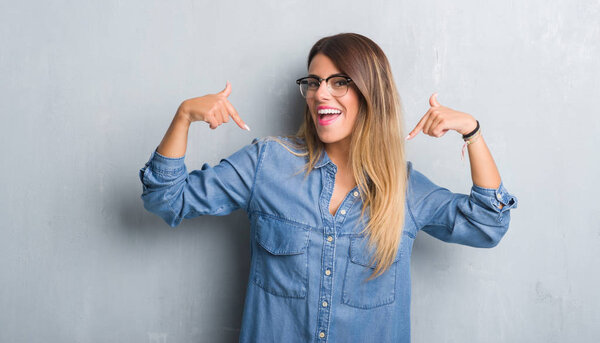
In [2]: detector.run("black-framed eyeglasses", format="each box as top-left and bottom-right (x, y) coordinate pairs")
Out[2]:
(295, 74), (353, 98)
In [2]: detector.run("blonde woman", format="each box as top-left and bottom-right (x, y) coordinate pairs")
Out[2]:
(139, 32), (518, 342)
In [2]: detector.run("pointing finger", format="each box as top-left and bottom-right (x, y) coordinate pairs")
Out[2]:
(405, 109), (432, 140)
(225, 100), (251, 131)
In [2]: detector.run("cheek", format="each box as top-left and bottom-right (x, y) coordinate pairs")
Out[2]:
(343, 91), (361, 120)
(307, 100), (316, 114)
(345, 102), (359, 122)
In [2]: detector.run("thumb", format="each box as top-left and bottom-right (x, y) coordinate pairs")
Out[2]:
(220, 80), (232, 97)
(429, 92), (440, 107)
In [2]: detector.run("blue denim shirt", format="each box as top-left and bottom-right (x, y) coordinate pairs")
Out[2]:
(139, 136), (518, 343)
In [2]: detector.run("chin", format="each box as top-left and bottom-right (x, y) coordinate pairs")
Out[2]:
(316, 131), (349, 145)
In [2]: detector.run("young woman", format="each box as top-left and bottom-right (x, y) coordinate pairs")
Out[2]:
(139, 32), (518, 342)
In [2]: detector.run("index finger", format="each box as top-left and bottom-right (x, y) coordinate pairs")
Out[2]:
(405, 109), (432, 140)
(224, 100), (250, 131)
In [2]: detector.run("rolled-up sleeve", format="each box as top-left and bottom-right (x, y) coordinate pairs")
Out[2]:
(406, 161), (518, 248)
(139, 137), (264, 227)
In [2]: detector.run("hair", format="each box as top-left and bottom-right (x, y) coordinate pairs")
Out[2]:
(270, 32), (407, 281)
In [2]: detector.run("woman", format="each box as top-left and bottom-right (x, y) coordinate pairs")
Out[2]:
(139, 32), (518, 342)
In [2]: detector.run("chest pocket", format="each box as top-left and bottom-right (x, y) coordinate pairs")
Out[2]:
(342, 234), (402, 309)
(252, 215), (310, 298)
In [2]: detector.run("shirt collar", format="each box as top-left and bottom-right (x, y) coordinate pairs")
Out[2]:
(290, 136), (330, 169)
(313, 149), (331, 169)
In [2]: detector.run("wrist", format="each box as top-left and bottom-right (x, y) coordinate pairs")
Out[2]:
(175, 107), (192, 126)
(460, 117), (478, 136)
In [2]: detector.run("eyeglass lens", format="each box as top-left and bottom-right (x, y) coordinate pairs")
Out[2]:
(298, 77), (350, 98)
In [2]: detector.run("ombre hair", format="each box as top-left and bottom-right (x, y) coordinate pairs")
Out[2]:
(270, 32), (407, 281)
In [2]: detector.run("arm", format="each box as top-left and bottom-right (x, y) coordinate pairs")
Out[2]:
(155, 106), (192, 158)
(461, 119), (504, 208)
(407, 162), (517, 247)
(139, 83), (257, 227)
(139, 136), (263, 227)
(156, 80), (250, 158)
(406, 93), (518, 246)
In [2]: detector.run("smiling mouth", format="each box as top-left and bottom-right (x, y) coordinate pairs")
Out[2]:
(318, 111), (342, 125)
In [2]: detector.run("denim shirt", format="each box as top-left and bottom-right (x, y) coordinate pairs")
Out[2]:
(138, 136), (518, 343)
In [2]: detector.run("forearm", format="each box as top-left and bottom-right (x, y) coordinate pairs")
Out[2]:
(464, 127), (503, 209)
(466, 134), (501, 187)
(156, 107), (192, 158)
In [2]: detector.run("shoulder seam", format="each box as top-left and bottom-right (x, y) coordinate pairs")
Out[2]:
(246, 138), (268, 212)
(406, 168), (422, 231)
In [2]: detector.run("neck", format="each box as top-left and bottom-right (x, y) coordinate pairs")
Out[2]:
(324, 137), (351, 170)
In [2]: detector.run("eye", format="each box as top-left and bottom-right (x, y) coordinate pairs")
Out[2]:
(307, 79), (320, 88)
(331, 77), (349, 88)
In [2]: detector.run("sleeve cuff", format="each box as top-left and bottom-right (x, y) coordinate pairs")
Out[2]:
(471, 181), (518, 213)
(148, 146), (186, 176)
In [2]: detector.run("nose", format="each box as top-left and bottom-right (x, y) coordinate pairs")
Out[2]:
(314, 80), (331, 100)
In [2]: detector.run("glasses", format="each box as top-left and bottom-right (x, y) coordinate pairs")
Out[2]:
(295, 74), (353, 98)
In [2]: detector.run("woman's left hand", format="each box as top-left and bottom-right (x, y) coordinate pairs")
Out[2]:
(405, 93), (477, 140)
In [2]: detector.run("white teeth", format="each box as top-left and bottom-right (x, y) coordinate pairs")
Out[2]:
(317, 109), (342, 115)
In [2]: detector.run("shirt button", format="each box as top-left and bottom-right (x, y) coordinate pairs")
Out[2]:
(325, 269), (331, 276)
(353, 191), (359, 197)
(319, 332), (326, 338)
(322, 301), (328, 307)
(340, 209), (346, 215)
(327, 236), (333, 242)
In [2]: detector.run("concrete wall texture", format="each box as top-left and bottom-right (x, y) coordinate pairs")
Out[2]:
(1, 0), (599, 342)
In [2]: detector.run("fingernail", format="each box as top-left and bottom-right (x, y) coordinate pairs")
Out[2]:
(405, 134), (410, 140)
(244, 124), (251, 131)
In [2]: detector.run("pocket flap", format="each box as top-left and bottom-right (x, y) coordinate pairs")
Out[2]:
(256, 215), (310, 255)
(349, 235), (401, 268)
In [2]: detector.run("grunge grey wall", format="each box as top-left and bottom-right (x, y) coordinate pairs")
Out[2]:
(1, 0), (598, 342)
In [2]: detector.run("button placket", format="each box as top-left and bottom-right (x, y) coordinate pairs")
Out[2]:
(317, 165), (335, 342)
(333, 187), (360, 228)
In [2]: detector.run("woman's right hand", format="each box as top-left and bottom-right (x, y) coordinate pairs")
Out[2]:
(178, 81), (250, 131)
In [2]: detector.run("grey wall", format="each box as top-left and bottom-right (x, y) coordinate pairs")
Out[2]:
(1, 0), (598, 342)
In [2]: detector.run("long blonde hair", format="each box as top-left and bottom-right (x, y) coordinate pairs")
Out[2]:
(271, 32), (407, 281)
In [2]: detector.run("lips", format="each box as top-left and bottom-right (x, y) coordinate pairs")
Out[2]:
(317, 105), (342, 126)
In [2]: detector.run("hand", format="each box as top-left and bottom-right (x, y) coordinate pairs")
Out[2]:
(405, 93), (476, 140)
(178, 81), (250, 131)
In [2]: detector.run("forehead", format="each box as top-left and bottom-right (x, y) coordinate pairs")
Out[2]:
(308, 54), (341, 77)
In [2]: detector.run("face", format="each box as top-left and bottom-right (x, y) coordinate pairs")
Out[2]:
(306, 53), (360, 147)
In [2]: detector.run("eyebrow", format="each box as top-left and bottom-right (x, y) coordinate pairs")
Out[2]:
(307, 73), (348, 79)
